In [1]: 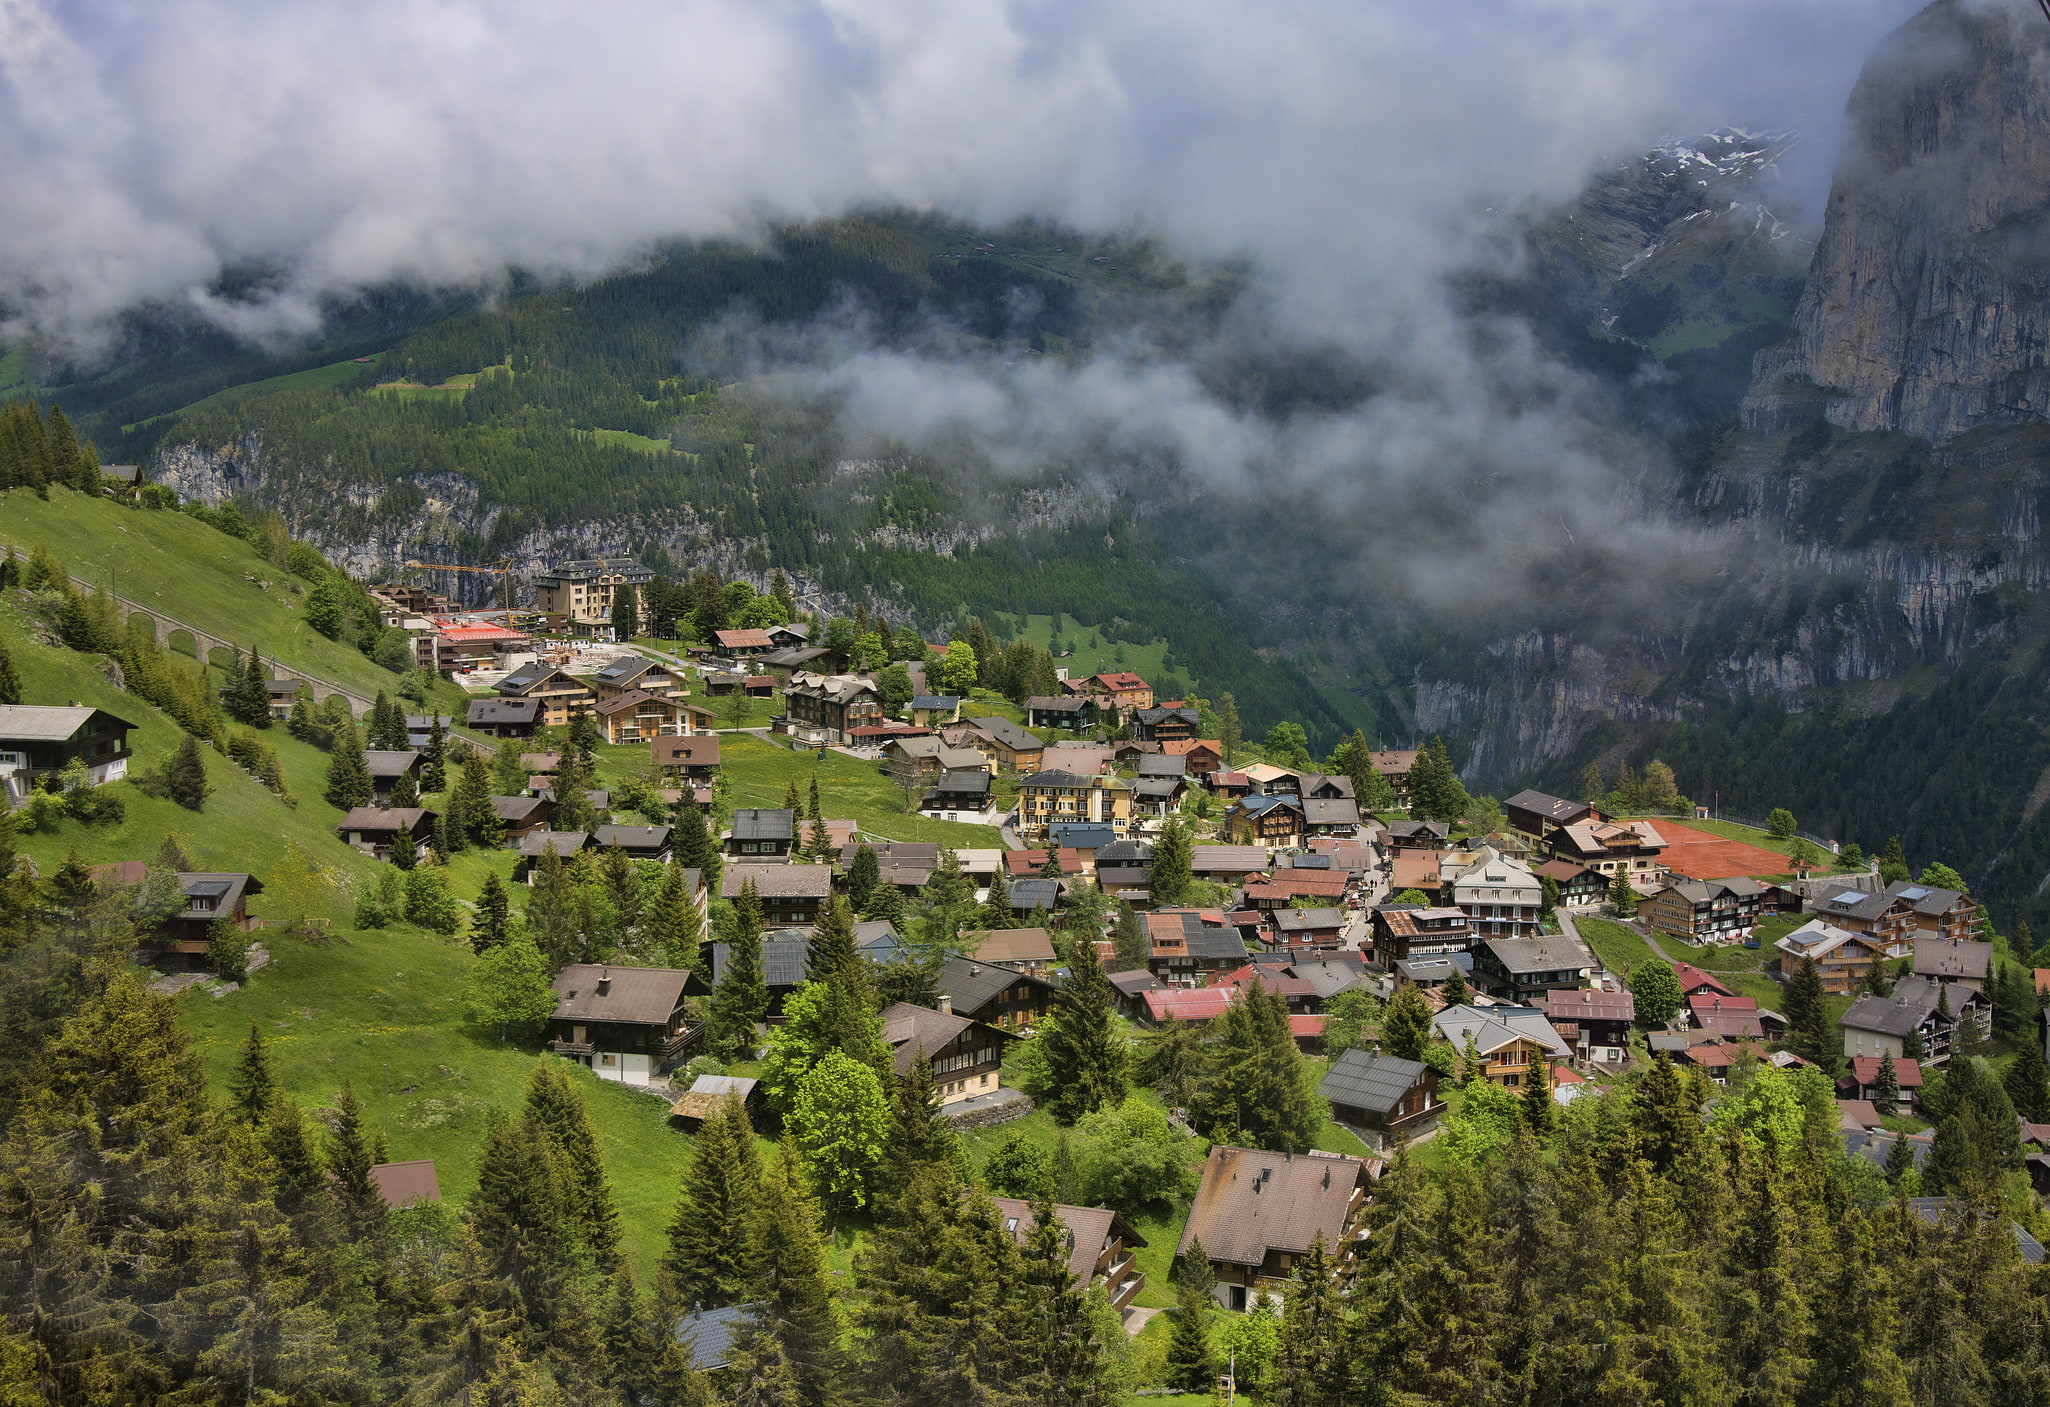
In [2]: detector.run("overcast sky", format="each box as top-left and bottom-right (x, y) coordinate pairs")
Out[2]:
(0, 0), (1928, 349)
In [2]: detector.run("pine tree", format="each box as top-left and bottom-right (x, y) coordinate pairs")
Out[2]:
(388, 825), (418, 872)
(1519, 1050), (1553, 1136)
(980, 865), (1012, 925)
(611, 583), (640, 641)
(1112, 900), (1150, 970)
(323, 718), (372, 810)
(745, 1144), (843, 1403)
(783, 781), (802, 816)
(1874, 1050), (1900, 1116)
(807, 777), (822, 823)
(661, 1095), (765, 1311)
(1040, 936), (1127, 1124)
(1630, 1054), (1701, 1174)
(1165, 1283), (1218, 1392)
(673, 797), (720, 894)
(471, 872), (514, 952)
(710, 881), (768, 1056)
(328, 1080), (388, 1243)
(645, 860), (703, 967)
(450, 751), (499, 848)
(1190, 979), (1319, 1151)
(231, 1023), (276, 1123)
(1440, 964), (1470, 1007)
(1882, 1131), (1917, 1187)
(389, 772), (419, 809)
(847, 844), (881, 913)
(806, 815), (831, 864)
(164, 733), (212, 811)
(807, 894), (861, 983)
(421, 715), (448, 793)
(1381, 982), (1434, 1062)
(1150, 818), (1194, 907)
(2005, 1039), (2050, 1123)
(1784, 955), (1839, 1076)
(874, 1054), (961, 1213)
(468, 1107), (575, 1329)
(524, 1060), (623, 1272)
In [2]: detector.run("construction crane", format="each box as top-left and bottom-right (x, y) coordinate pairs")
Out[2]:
(404, 559), (519, 615)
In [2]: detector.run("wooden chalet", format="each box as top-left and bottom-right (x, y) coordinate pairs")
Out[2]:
(1177, 1147), (1372, 1310)
(546, 964), (693, 1085)
(1320, 1050), (1441, 1151)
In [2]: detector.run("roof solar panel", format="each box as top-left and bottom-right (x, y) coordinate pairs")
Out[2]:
(1833, 890), (1868, 904)
(1899, 886), (1930, 900)
(185, 880), (231, 898)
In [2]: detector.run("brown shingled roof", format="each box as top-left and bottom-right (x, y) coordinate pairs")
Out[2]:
(1175, 1146), (1368, 1268)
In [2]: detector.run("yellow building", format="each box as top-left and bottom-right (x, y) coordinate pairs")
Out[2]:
(1013, 770), (1133, 841)
(533, 558), (653, 625)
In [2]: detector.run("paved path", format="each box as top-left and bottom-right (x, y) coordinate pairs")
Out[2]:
(1122, 1306), (1163, 1337)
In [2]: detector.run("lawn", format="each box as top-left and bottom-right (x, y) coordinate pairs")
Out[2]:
(1002, 612), (1173, 690)
(587, 428), (676, 455)
(0, 485), (470, 712)
(1576, 915), (1789, 1011)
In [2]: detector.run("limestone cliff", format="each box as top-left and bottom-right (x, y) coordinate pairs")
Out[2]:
(1746, 0), (2050, 440)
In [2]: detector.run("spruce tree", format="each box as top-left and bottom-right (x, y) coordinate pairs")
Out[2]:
(673, 797), (720, 895)
(388, 826), (418, 872)
(450, 751), (497, 848)
(1519, 1050), (1553, 1135)
(744, 1144), (843, 1404)
(389, 772), (419, 809)
(1784, 956), (1838, 1076)
(874, 1054), (960, 1211)
(1381, 982), (1434, 1062)
(1882, 1131), (1917, 1187)
(323, 718), (372, 810)
(231, 1022), (276, 1124)
(163, 733), (212, 811)
(1873, 1050), (1900, 1116)
(846, 844), (881, 913)
(1165, 1283), (1218, 1392)
(1440, 964), (1470, 1007)
(807, 777), (823, 824)
(524, 1059), (623, 1272)
(1190, 980), (1319, 1151)
(710, 881), (768, 1056)
(1150, 818), (1194, 906)
(328, 1080), (388, 1242)
(468, 1107), (575, 1329)
(471, 872), (513, 952)
(1630, 1054), (1701, 1174)
(0, 633), (20, 706)
(806, 814), (831, 864)
(421, 715), (448, 794)
(661, 1095), (764, 1310)
(1040, 936), (1127, 1124)
(2005, 1039), (2050, 1123)
(611, 583), (639, 641)
(981, 865), (1012, 925)
(645, 860), (703, 967)
(1112, 901), (1150, 970)
(807, 894), (861, 983)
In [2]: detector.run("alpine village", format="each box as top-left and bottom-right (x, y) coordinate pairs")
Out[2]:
(0, 421), (2029, 1406)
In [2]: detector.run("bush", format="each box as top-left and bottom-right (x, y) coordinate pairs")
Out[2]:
(210, 921), (253, 983)
(1073, 1098), (1201, 1217)
(982, 1132), (1055, 1198)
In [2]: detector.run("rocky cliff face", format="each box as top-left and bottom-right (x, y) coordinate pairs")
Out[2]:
(1745, 0), (2050, 440)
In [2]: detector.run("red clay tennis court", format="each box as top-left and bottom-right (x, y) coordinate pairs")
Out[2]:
(1650, 821), (1792, 880)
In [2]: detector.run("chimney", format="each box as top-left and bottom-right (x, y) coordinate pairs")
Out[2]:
(597, 967), (611, 995)
(937, 992), (953, 1016)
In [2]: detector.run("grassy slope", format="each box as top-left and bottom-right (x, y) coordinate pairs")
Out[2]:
(0, 486), (469, 710)
(1004, 612), (1171, 690)
(672, 734), (1004, 846)
(122, 355), (381, 433)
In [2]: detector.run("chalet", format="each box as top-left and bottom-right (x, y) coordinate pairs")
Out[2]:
(155, 872), (265, 960)
(759, 645), (847, 681)
(1141, 986), (1240, 1026)
(909, 694), (963, 726)
(921, 770), (993, 817)
(723, 864), (831, 927)
(742, 675), (776, 698)
(1050, 823), (1121, 854)
(1431, 1006), (1571, 1087)
(989, 1198), (1149, 1309)
(1269, 907), (1348, 951)
(1288, 953), (1371, 1005)
(532, 558), (652, 626)
(1545, 818), (1668, 885)
(1392, 954), (1474, 995)
(1241, 764), (1304, 795)
(1132, 775), (1187, 817)
(1108, 968), (1170, 1019)
(1503, 789), (1601, 847)
(1841, 1055), (1925, 1108)
(667, 1075), (763, 1130)
(702, 673), (746, 696)
(971, 926), (1058, 974)
(546, 964), (691, 1084)
(1670, 963), (1736, 1000)
(1534, 858), (1601, 909)
(362, 749), (423, 805)
(1209, 965), (1320, 1012)
(1065, 671), (1154, 718)
(1538, 987), (1636, 1061)
(1041, 744), (1114, 777)
(882, 736), (989, 779)
(1129, 704), (1201, 743)
(593, 824), (673, 861)
(712, 628), (775, 656)
(1914, 937), (1993, 985)
(1687, 993), (1764, 1041)
(1159, 739), (1223, 773)
(516, 831), (592, 866)
(936, 957), (1059, 1030)
(1386, 819), (1451, 850)
(1368, 749), (1419, 807)
(1225, 794), (1305, 847)
(1136, 753), (1188, 780)
(765, 624), (810, 648)
(587, 655), (685, 701)
(1808, 886), (1917, 956)
(673, 1304), (753, 1373)
(880, 1002), (1010, 1106)
(780, 673), (885, 742)
(1840, 973), (1977, 1064)
(704, 933), (814, 1019)
(1241, 872), (1351, 915)
(1321, 1051), (1441, 1150)
(1646, 876), (1796, 945)
(467, 696), (542, 738)
(1889, 881), (1983, 942)
(1026, 695), (1097, 731)
(491, 795), (554, 840)
(1177, 1147), (1371, 1310)
(1007, 878), (1063, 915)
(1774, 919), (1887, 994)
(337, 807), (436, 860)
(402, 713), (456, 748)
(0, 704), (137, 787)
(1013, 770), (1134, 842)
(1112, 740), (1162, 765)
(493, 665), (595, 729)
(1301, 797), (1362, 838)
(266, 679), (306, 719)
(1369, 906), (1472, 970)
(593, 691), (702, 744)
(1444, 848), (1542, 939)
(651, 734), (721, 782)
(1147, 909), (1249, 985)
(727, 809), (796, 861)
(1192, 845), (1272, 882)
(1003, 847), (1091, 880)
(1472, 933), (1595, 1001)
(962, 717), (1045, 772)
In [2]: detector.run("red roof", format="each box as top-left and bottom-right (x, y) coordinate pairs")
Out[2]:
(1207, 965), (1317, 998)
(1243, 875), (1350, 900)
(1005, 847), (1089, 877)
(1092, 672), (1150, 691)
(1671, 963), (1736, 998)
(743, 675), (776, 688)
(1142, 988), (1239, 1022)
(714, 628), (773, 649)
(1848, 1055), (1924, 1089)
(1687, 993), (1757, 1013)
(1288, 1013), (1326, 1039)
(437, 623), (528, 642)
(1682, 1044), (1735, 1068)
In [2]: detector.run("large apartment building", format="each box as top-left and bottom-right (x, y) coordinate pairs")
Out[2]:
(533, 558), (654, 625)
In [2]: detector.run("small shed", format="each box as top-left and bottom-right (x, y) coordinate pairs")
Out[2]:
(668, 1074), (762, 1128)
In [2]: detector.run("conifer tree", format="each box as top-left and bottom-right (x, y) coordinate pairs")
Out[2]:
(980, 865), (1012, 925)
(450, 751), (498, 848)
(323, 717), (372, 810)
(1631, 1055), (1701, 1174)
(1439, 964), (1470, 1007)
(598, 1267), (709, 1407)
(1873, 1050), (1900, 1116)
(162, 732), (212, 811)
(1191, 979), (1319, 1151)
(710, 881), (768, 1056)
(1719, 1146), (1813, 1404)
(1804, 1211), (1913, 1407)
(1784, 955), (1839, 1076)
(523, 1060), (623, 1272)
(231, 1022), (276, 1124)
(745, 1144), (844, 1403)
(611, 583), (639, 641)
(1381, 981), (1434, 1062)
(645, 860), (703, 967)
(388, 825), (418, 872)
(807, 777), (822, 823)
(468, 1107), (575, 1329)
(1883, 1131), (1917, 1187)
(1165, 1283), (1218, 1393)
(0, 633), (20, 707)
(846, 843), (881, 913)
(1519, 1050), (1553, 1135)
(421, 715), (448, 793)
(1040, 935), (1127, 1124)
(806, 814), (831, 864)
(1150, 818), (1194, 906)
(2005, 1039), (2050, 1123)
(1112, 900), (1150, 970)
(673, 796), (720, 894)
(328, 1080), (388, 1243)
(472, 872), (514, 953)
(873, 1053), (960, 1211)
(806, 894), (861, 983)
(661, 1096), (764, 1311)
(783, 781), (802, 816)
(389, 772), (419, 809)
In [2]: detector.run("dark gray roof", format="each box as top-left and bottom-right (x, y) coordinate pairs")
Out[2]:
(1303, 799), (1361, 826)
(1287, 957), (1367, 1001)
(1906, 1199), (2045, 1264)
(675, 1303), (757, 1369)
(1320, 1049), (1429, 1116)
(1273, 907), (1347, 932)
(911, 695), (962, 710)
(517, 830), (589, 857)
(1009, 878), (1061, 911)
(937, 957), (1058, 1015)
(1133, 778), (1184, 800)
(0, 704), (139, 742)
(1482, 934), (1592, 976)
(1108, 969), (1168, 998)
(1133, 705), (1200, 724)
(490, 795), (548, 822)
(592, 657), (655, 684)
(1050, 823), (1120, 850)
(1095, 838), (1151, 865)
(710, 937), (811, 989)
(732, 808), (795, 842)
(971, 716), (1042, 752)
(928, 770), (991, 795)
(1841, 983), (1943, 1038)
(594, 824), (672, 851)
(468, 697), (540, 724)
(1503, 789), (1587, 822)
(1888, 880), (1972, 918)
(1169, 912), (1249, 961)
(365, 749), (421, 778)
(1137, 754), (1188, 777)
(1020, 769), (1093, 788)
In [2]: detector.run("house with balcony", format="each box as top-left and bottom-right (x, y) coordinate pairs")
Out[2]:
(1646, 875), (1798, 945)
(593, 690), (703, 744)
(990, 1197), (1149, 1310)
(1472, 933), (1596, 1001)
(1543, 818), (1669, 888)
(1320, 1051), (1442, 1150)
(779, 672), (885, 742)
(1840, 974), (1987, 1065)
(0, 704), (138, 788)
(1013, 770), (1133, 841)
(493, 665), (596, 729)
(532, 558), (653, 627)
(1807, 885), (1919, 957)
(880, 1001), (1011, 1107)
(1177, 1147), (1372, 1310)
(588, 655), (685, 701)
(1443, 847), (1542, 939)
(1430, 1005), (1571, 1087)
(1774, 919), (1887, 994)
